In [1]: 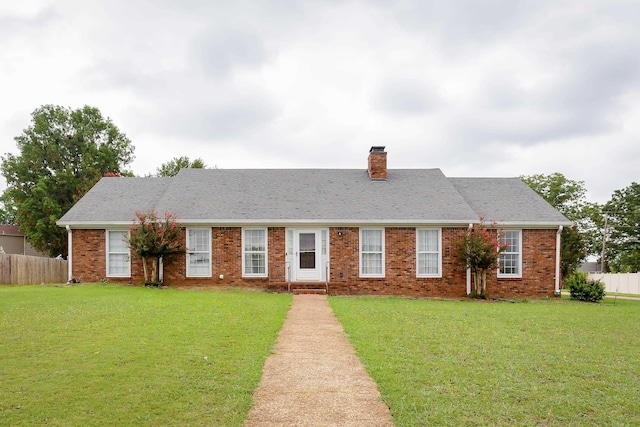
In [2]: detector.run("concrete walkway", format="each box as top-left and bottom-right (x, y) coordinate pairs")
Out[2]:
(245, 294), (394, 427)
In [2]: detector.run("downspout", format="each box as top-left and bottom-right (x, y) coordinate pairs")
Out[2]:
(554, 225), (563, 296)
(66, 225), (73, 283)
(466, 223), (473, 295)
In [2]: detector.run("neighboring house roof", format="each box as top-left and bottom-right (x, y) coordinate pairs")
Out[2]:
(57, 168), (571, 227)
(578, 262), (602, 273)
(0, 225), (24, 236)
(0, 224), (47, 257)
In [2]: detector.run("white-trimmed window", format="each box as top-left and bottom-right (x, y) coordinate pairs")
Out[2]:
(360, 228), (385, 277)
(186, 228), (211, 277)
(107, 230), (130, 277)
(243, 228), (268, 277)
(417, 228), (441, 277)
(499, 230), (522, 278)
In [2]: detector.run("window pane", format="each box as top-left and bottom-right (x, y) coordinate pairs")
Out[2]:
(362, 253), (382, 275)
(501, 254), (518, 274)
(286, 229), (294, 255)
(300, 251), (315, 269)
(321, 229), (327, 256)
(418, 253), (438, 275)
(504, 231), (519, 252)
(299, 233), (315, 252)
(245, 253), (265, 274)
(418, 229), (438, 252)
(245, 229), (265, 251)
(109, 231), (128, 252)
(189, 229), (209, 251)
(362, 230), (382, 252)
(189, 253), (210, 275)
(108, 254), (129, 276)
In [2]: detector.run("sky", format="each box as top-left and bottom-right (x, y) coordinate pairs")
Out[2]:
(1, 0), (639, 204)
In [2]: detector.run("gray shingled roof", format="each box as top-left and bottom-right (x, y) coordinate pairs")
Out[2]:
(449, 177), (571, 225)
(58, 177), (173, 224)
(58, 169), (571, 227)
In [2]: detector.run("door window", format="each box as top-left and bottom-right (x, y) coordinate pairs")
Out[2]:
(299, 233), (316, 269)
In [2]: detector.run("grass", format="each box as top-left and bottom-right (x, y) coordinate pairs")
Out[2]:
(0, 284), (291, 427)
(561, 290), (640, 299)
(330, 296), (640, 426)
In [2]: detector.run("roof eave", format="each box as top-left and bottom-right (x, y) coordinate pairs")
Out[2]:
(58, 218), (572, 228)
(497, 220), (574, 228)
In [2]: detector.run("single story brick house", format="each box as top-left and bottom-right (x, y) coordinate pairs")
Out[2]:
(57, 147), (571, 297)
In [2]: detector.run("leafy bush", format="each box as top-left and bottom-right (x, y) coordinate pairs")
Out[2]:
(566, 272), (605, 302)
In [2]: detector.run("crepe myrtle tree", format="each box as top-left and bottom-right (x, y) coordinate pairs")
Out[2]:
(454, 220), (509, 298)
(126, 208), (184, 286)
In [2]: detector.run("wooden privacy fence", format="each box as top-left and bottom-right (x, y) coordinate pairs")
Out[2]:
(0, 254), (68, 285)
(588, 272), (640, 295)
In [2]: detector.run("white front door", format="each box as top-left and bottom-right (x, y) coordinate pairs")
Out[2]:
(294, 230), (321, 281)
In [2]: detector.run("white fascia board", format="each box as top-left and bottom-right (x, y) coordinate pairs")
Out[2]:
(59, 218), (476, 228)
(59, 218), (572, 229)
(57, 221), (134, 229)
(175, 218), (480, 227)
(495, 220), (574, 228)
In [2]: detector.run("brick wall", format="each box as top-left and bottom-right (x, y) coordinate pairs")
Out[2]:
(328, 227), (468, 297)
(162, 227), (286, 288)
(71, 229), (143, 284)
(71, 226), (558, 297)
(493, 229), (558, 297)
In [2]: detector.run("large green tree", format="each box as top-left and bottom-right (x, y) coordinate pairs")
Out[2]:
(0, 196), (16, 225)
(156, 156), (206, 177)
(1, 105), (135, 257)
(520, 173), (596, 278)
(603, 182), (640, 272)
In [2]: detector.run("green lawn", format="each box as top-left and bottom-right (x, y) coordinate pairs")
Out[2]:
(0, 285), (291, 427)
(330, 296), (640, 426)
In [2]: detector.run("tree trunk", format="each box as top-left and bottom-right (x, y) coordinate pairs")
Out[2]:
(142, 256), (149, 283)
(472, 268), (488, 298)
(150, 258), (158, 283)
(473, 269), (481, 295)
(481, 269), (487, 297)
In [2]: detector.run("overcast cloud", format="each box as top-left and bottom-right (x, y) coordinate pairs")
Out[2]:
(1, 0), (638, 203)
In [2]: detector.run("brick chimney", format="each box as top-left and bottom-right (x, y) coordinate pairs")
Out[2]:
(367, 146), (387, 180)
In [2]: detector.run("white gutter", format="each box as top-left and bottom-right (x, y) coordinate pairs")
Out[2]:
(554, 225), (563, 296)
(66, 225), (73, 283)
(57, 218), (481, 228)
(57, 218), (573, 228)
(466, 223), (473, 295)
